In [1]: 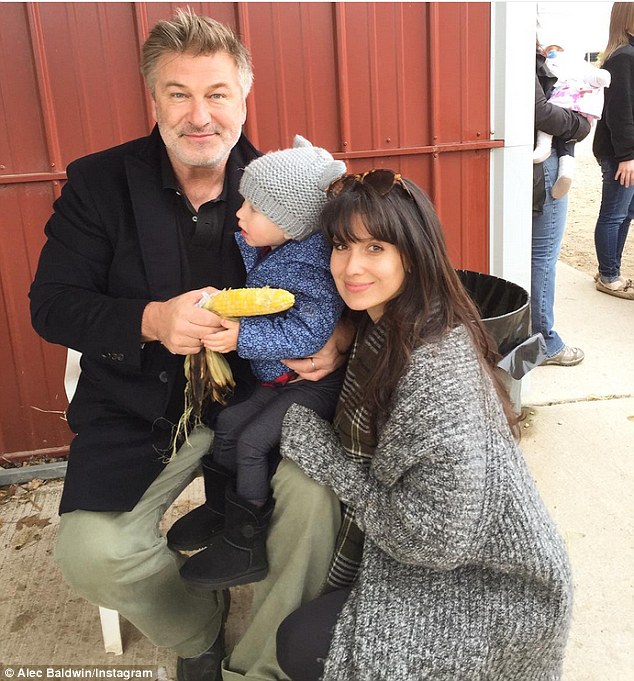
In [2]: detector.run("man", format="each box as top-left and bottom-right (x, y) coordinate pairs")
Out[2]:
(29, 10), (346, 681)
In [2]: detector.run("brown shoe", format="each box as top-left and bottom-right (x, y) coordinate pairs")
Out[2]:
(542, 346), (585, 366)
(595, 277), (634, 300)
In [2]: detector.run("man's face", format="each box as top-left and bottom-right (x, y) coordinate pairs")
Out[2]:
(152, 51), (247, 173)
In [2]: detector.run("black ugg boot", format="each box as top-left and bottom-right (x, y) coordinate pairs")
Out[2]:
(167, 457), (233, 551)
(179, 487), (273, 590)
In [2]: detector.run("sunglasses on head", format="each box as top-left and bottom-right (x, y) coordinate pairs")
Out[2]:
(327, 169), (414, 200)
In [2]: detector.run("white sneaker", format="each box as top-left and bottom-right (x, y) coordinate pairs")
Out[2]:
(542, 346), (585, 366)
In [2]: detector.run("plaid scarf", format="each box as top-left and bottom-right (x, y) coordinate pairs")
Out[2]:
(324, 316), (386, 591)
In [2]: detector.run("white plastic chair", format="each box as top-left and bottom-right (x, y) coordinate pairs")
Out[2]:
(65, 349), (123, 655)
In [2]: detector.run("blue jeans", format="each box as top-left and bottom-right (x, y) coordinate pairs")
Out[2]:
(594, 157), (634, 283)
(532, 151), (567, 358)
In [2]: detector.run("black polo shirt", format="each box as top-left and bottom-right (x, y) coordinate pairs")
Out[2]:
(160, 145), (231, 290)
(158, 145), (256, 427)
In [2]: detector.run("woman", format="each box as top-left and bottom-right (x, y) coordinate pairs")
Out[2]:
(533, 41), (590, 365)
(275, 171), (573, 680)
(593, 2), (634, 300)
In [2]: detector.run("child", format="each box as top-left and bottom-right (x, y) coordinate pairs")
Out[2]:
(534, 44), (611, 198)
(167, 136), (347, 590)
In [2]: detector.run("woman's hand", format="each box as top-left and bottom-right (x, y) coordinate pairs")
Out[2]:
(615, 160), (634, 187)
(202, 318), (240, 353)
(282, 318), (355, 381)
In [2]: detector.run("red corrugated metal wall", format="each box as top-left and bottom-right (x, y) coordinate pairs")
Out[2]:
(0, 2), (495, 458)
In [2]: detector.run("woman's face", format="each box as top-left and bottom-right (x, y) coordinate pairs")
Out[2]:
(330, 215), (407, 322)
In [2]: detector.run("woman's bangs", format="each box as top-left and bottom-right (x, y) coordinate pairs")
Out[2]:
(323, 190), (398, 245)
(326, 212), (361, 245)
(323, 194), (362, 244)
(363, 206), (399, 244)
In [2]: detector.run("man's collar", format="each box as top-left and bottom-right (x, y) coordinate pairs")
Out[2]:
(160, 143), (179, 191)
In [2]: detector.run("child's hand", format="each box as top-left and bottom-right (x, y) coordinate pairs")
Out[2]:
(202, 318), (240, 353)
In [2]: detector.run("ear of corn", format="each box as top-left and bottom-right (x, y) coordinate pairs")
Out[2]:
(204, 349), (236, 402)
(202, 286), (294, 318)
(170, 348), (237, 458)
(170, 286), (294, 458)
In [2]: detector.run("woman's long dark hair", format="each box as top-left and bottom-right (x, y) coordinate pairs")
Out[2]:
(320, 176), (520, 439)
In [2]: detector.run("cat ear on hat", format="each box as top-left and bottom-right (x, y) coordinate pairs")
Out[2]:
(290, 133), (346, 190)
(293, 134), (312, 148)
(319, 160), (347, 191)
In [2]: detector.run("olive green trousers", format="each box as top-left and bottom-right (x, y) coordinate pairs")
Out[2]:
(55, 426), (340, 678)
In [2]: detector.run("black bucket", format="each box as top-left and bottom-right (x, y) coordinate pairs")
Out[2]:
(457, 270), (531, 357)
(456, 270), (546, 412)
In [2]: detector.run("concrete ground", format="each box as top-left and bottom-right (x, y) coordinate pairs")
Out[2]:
(521, 262), (634, 680)
(1, 262), (632, 678)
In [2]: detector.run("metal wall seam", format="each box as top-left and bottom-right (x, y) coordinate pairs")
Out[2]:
(298, 4), (317, 143)
(271, 5), (290, 145)
(335, 140), (503, 161)
(333, 3), (352, 153)
(67, 4), (95, 153)
(460, 3), (470, 261)
(0, 172), (67, 185)
(26, 2), (62, 198)
(133, 3), (154, 132)
(237, 2), (260, 149)
(426, 2), (440, 206)
(367, 5), (381, 151)
(394, 4), (407, 151)
(98, 3), (124, 142)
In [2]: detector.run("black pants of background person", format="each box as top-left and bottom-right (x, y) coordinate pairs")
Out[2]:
(211, 367), (346, 502)
(277, 587), (352, 680)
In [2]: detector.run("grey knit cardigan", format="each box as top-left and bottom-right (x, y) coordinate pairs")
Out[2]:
(281, 326), (572, 680)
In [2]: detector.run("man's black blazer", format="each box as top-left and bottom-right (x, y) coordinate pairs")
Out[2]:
(30, 127), (261, 513)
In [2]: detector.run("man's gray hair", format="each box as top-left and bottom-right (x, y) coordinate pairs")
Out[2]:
(141, 8), (253, 97)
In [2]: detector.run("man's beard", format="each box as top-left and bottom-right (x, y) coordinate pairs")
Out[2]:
(162, 124), (241, 170)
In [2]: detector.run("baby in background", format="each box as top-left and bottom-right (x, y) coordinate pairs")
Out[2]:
(534, 44), (611, 198)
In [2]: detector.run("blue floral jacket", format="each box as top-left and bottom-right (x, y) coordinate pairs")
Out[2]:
(235, 232), (343, 381)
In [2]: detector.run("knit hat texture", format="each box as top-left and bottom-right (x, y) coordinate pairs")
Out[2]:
(239, 135), (346, 241)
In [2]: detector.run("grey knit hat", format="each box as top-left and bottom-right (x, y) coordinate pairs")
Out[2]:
(239, 135), (346, 241)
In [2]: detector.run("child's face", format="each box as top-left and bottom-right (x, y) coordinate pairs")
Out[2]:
(236, 200), (290, 248)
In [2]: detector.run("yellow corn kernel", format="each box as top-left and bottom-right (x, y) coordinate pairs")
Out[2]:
(202, 287), (294, 318)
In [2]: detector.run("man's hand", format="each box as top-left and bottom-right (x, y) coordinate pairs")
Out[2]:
(615, 160), (634, 188)
(282, 318), (355, 382)
(141, 288), (224, 355)
(202, 318), (240, 353)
